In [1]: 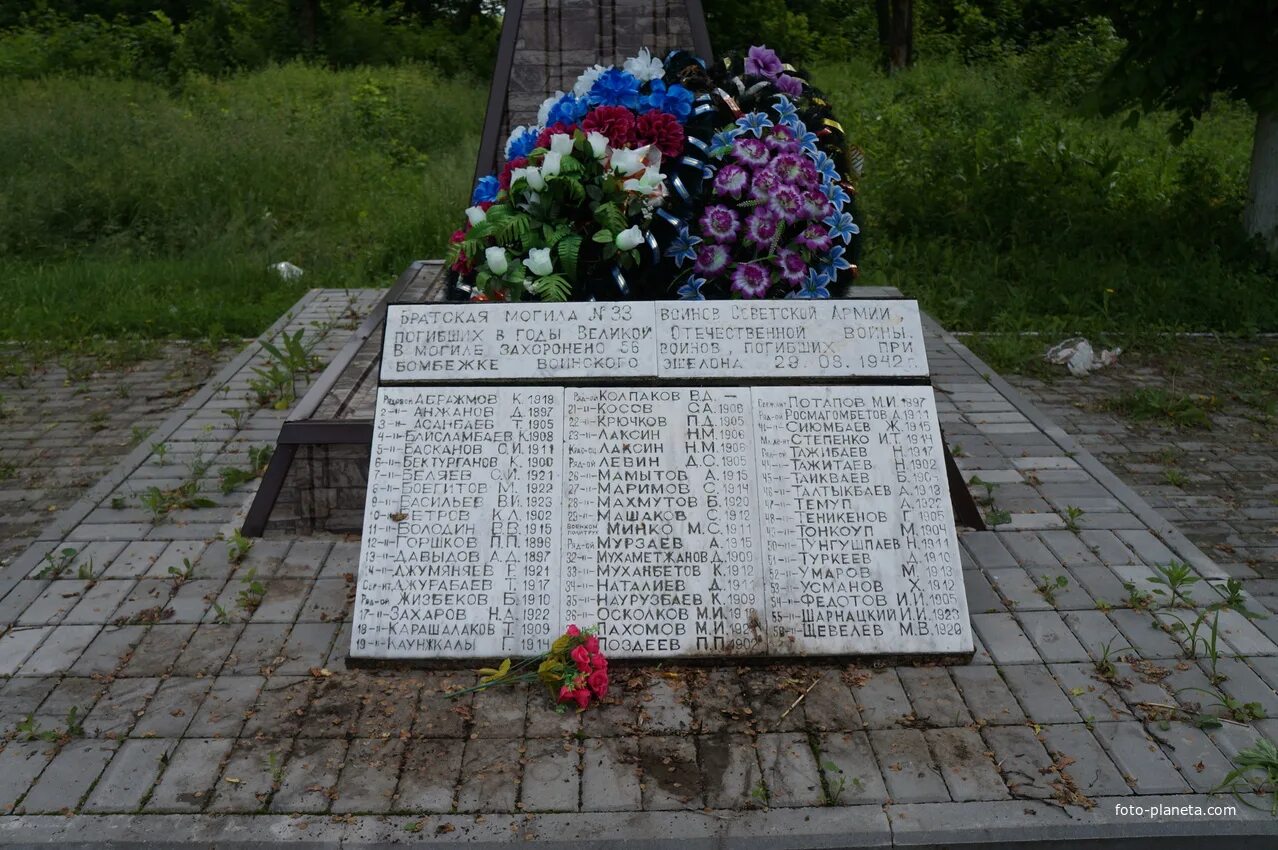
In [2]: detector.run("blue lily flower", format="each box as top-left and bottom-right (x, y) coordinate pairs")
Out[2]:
(793, 268), (831, 299)
(822, 211), (860, 244)
(796, 127), (820, 154)
(505, 126), (539, 160)
(820, 180), (851, 210)
(666, 224), (702, 268)
(677, 275), (708, 300)
(735, 111), (774, 138)
(812, 150), (840, 182)
(588, 68), (641, 110)
(773, 95), (799, 128)
(645, 80), (694, 122)
(547, 93), (588, 126)
(826, 245), (853, 272)
(471, 174), (499, 204)
(709, 126), (743, 156)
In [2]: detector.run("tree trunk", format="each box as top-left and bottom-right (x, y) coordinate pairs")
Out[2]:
(1244, 108), (1278, 255)
(300, 0), (320, 52)
(875, 0), (913, 74)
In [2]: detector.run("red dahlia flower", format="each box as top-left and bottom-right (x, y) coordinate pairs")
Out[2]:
(581, 106), (636, 148)
(635, 109), (685, 158)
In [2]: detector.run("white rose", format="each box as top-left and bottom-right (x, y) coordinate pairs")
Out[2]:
(615, 226), (645, 251)
(623, 47), (664, 82)
(523, 247), (554, 277)
(465, 205), (487, 226)
(609, 145), (650, 176)
(549, 133), (574, 156)
(537, 91), (565, 126)
(541, 151), (562, 178)
(623, 165), (665, 195)
(523, 167), (546, 191)
(485, 246), (508, 275)
(573, 64), (607, 96)
(586, 131), (610, 160)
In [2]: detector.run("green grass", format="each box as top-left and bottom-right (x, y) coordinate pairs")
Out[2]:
(0, 52), (1274, 344)
(0, 62), (481, 341)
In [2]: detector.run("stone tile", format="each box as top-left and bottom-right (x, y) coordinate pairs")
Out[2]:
(132, 677), (211, 738)
(0, 741), (55, 814)
(959, 532), (1018, 569)
(456, 737), (521, 813)
(1092, 721), (1190, 794)
(223, 623), (290, 676)
(69, 624), (145, 676)
(206, 738), (291, 813)
(171, 622), (241, 677)
(1149, 721), (1239, 794)
(102, 541), (168, 579)
(638, 735), (702, 810)
(145, 737), (235, 812)
(63, 580), (133, 624)
(18, 580), (89, 626)
(580, 737), (642, 812)
(1000, 663), (1080, 724)
(81, 738), (176, 813)
(412, 671), (472, 738)
(897, 667), (971, 727)
(1017, 611), (1090, 663)
(801, 670), (861, 731)
(298, 579), (349, 623)
(869, 728), (949, 804)
(756, 732), (824, 807)
(984, 569), (1050, 611)
(849, 668), (910, 729)
(696, 731), (762, 809)
(1038, 724), (1131, 797)
(273, 622), (338, 675)
(1060, 610), (1127, 663)
(690, 669), (751, 734)
(963, 570), (1007, 614)
(83, 676), (160, 738)
(242, 676), (314, 739)
(1108, 608), (1183, 659)
(0, 625), (50, 675)
(814, 731), (889, 805)
(925, 727), (1008, 802)
(331, 737), (404, 813)
(950, 665), (1026, 726)
(526, 687), (583, 738)
(167, 579), (222, 623)
(635, 676), (693, 734)
(397, 738), (464, 813)
(520, 737), (581, 813)
(248, 577), (310, 624)
(120, 623), (197, 677)
(187, 675), (262, 738)
(18, 738), (116, 813)
(1208, 656), (1278, 718)
(971, 613), (1040, 664)
(981, 725), (1055, 800)
(109, 579), (175, 624)
(19, 624), (99, 675)
(270, 737), (347, 814)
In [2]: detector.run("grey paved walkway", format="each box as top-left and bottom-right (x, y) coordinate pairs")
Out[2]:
(0, 293), (1275, 846)
(0, 342), (237, 570)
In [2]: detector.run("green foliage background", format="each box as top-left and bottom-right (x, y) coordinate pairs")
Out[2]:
(0, 0), (1273, 344)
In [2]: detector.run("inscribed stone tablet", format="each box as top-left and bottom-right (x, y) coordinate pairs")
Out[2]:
(380, 302), (657, 383)
(654, 300), (926, 379)
(752, 386), (970, 655)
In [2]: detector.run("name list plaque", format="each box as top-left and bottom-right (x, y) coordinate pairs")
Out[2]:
(352, 380), (972, 660)
(380, 300), (926, 383)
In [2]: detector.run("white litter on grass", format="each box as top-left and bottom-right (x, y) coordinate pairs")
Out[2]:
(269, 261), (304, 281)
(1044, 337), (1122, 377)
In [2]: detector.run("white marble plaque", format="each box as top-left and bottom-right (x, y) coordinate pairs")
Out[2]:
(380, 299), (927, 382)
(655, 301), (927, 379)
(380, 302), (657, 383)
(351, 384), (972, 660)
(752, 386), (970, 655)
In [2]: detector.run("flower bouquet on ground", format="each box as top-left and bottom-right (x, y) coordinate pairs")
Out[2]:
(447, 625), (609, 712)
(448, 44), (862, 302)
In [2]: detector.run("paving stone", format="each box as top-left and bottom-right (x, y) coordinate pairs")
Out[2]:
(18, 580), (89, 625)
(270, 737), (348, 814)
(331, 738), (404, 813)
(959, 532), (1018, 569)
(1000, 663), (1080, 724)
(637, 735), (703, 811)
(800, 670), (861, 731)
(167, 579), (222, 623)
(925, 727), (1008, 802)
(690, 669), (752, 734)
(898, 667), (972, 727)
(1049, 662), (1137, 723)
(102, 541), (168, 579)
(0, 676), (58, 719)
(1091, 721), (1190, 794)
(814, 731), (889, 805)
(248, 578), (310, 624)
(1115, 529), (1177, 566)
(1038, 724), (1131, 797)
(223, 623), (290, 676)
(109, 579), (174, 625)
(69, 624), (144, 676)
(0, 625), (50, 675)
(869, 728), (949, 804)
(1017, 610), (1091, 663)
(19, 623), (99, 675)
(83, 676), (160, 738)
(320, 542), (360, 579)
(949, 665), (1026, 726)
(1060, 610), (1127, 663)
(298, 579), (349, 623)
(742, 668), (813, 733)
(984, 568), (1051, 611)
(1207, 656), (1278, 718)
(144, 737), (234, 812)
(981, 725), (1056, 800)
(206, 738), (291, 814)
(304, 676), (363, 738)
(756, 732), (824, 808)
(849, 668), (910, 729)
(525, 687), (582, 738)
(81, 738), (176, 813)
(0, 741), (55, 814)
(1108, 608), (1183, 660)
(396, 738), (464, 813)
(998, 531), (1061, 568)
(1066, 566), (1129, 607)
(412, 672), (471, 738)
(456, 737), (521, 813)
(963, 570), (1007, 614)
(520, 737), (581, 813)
(697, 731), (762, 809)
(132, 677), (211, 738)
(187, 675), (262, 738)
(0, 583), (48, 627)
(635, 677), (693, 734)
(120, 623), (197, 677)
(1078, 530), (1139, 566)
(242, 676), (314, 739)
(63, 580), (133, 624)
(470, 681), (529, 740)
(273, 622), (338, 676)
(971, 613), (1040, 664)
(579, 737), (642, 813)
(18, 738), (117, 813)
